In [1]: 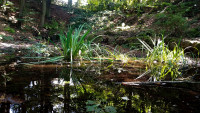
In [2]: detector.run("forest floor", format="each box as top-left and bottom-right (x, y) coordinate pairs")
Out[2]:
(0, 1), (200, 59)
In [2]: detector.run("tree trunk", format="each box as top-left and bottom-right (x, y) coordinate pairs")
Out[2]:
(75, 0), (80, 7)
(68, 0), (72, 7)
(0, 0), (3, 6)
(46, 0), (51, 19)
(40, 0), (46, 27)
(17, 0), (25, 28)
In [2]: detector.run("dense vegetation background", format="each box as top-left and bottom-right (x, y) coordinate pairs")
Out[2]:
(0, 0), (199, 60)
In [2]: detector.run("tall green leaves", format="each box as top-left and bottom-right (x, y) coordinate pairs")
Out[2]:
(138, 37), (184, 65)
(138, 37), (185, 80)
(59, 25), (91, 62)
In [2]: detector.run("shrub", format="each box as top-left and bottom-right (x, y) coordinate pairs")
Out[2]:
(44, 19), (65, 36)
(154, 13), (188, 36)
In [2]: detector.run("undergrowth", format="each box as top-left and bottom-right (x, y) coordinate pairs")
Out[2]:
(138, 36), (185, 80)
(58, 25), (92, 62)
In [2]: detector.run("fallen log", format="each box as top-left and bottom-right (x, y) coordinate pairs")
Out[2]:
(117, 81), (200, 92)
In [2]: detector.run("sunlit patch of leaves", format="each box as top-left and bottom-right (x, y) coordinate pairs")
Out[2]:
(30, 42), (59, 57)
(86, 100), (117, 113)
(138, 36), (185, 80)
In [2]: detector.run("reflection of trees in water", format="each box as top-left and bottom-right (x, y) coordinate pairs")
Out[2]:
(64, 83), (70, 113)
(0, 65), (199, 113)
(40, 72), (53, 112)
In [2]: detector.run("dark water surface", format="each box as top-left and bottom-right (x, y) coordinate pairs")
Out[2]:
(0, 63), (200, 113)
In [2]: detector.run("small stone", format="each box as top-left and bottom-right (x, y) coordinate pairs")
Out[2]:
(173, 104), (177, 107)
(121, 96), (129, 100)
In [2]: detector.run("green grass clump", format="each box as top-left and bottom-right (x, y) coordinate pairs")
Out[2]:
(138, 36), (184, 65)
(59, 25), (91, 62)
(24, 25), (94, 64)
(138, 36), (185, 80)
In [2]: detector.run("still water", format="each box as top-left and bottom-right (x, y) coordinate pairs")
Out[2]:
(0, 62), (200, 113)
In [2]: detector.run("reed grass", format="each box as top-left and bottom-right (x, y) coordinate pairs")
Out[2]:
(59, 25), (91, 62)
(138, 36), (185, 80)
(138, 36), (184, 65)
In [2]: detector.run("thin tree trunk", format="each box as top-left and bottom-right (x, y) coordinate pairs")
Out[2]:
(46, 0), (51, 19)
(0, 0), (3, 6)
(68, 0), (72, 7)
(40, 0), (46, 27)
(17, 0), (25, 28)
(64, 83), (70, 113)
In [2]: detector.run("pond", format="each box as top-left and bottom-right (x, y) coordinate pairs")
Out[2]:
(0, 62), (200, 113)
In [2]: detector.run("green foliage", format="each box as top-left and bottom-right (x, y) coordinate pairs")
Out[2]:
(86, 100), (117, 113)
(127, 36), (153, 50)
(106, 46), (131, 63)
(186, 27), (200, 38)
(30, 43), (52, 57)
(150, 64), (181, 81)
(0, 35), (14, 41)
(138, 36), (185, 80)
(152, 1), (200, 37)
(85, 0), (159, 12)
(83, 43), (109, 61)
(165, 1), (199, 17)
(138, 37), (184, 65)
(137, 29), (155, 37)
(70, 9), (124, 34)
(1, 1), (17, 12)
(69, 10), (93, 28)
(44, 19), (65, 36)
(59, 25), (91, 62)
(90, 10), (124, 31)
(4, 27), (15, 33)
(154, 13), (188, 36)
(44, 19), (59, 30)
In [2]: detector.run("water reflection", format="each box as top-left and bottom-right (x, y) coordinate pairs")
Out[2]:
(0, 64), (199, 113)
